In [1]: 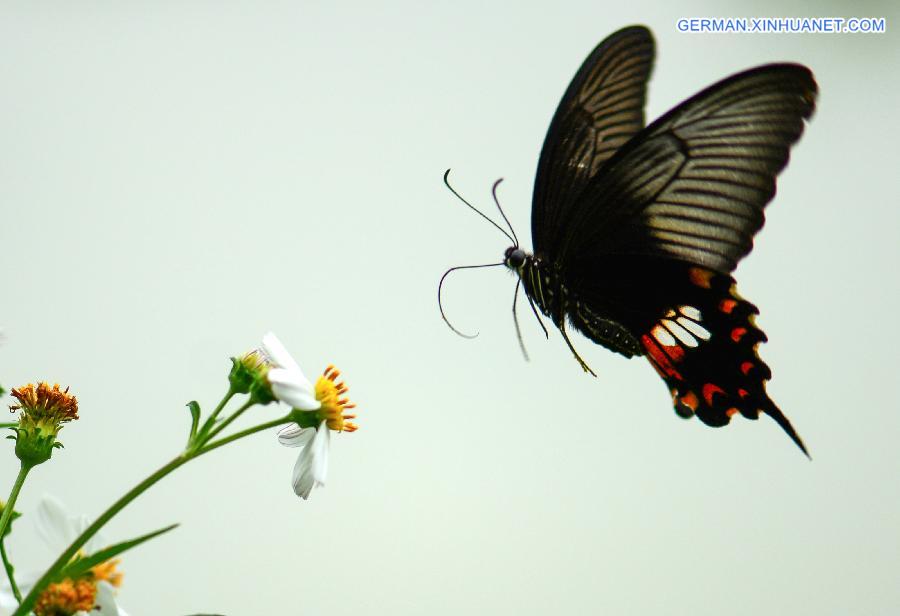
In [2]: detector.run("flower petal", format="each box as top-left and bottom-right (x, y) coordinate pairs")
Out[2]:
(268, 368), (318, 410)
(0, 587), (15, 611)
(0, 570), (38, 610)
(312, 420), (330, 487)
(81, 513), (107, 555)
(261, 332), (305, 375)
(36, 495), (78, 550)
(291, 441), (316, 500)
(277, 424), (314, 448)
(94, 581), (124, 616)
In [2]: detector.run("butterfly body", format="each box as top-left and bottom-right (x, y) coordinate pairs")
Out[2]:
(454, 25), (816, 454)
(506, 247), (644, 358)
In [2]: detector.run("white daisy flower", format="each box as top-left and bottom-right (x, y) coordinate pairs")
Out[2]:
(260, 333), (358, 500)
(0, 495), (127, 616)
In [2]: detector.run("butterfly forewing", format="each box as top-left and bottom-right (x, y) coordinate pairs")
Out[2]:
(556, 64), (817, 273)
(532, 26), (655, 258)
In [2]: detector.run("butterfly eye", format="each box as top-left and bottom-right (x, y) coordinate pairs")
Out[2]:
(505, 247), (526, 269)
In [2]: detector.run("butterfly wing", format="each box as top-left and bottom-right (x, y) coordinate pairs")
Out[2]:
(557, 63), (817, 272)
(531, 25), (655, 259)
(554, 64), (816, 452)
(639, 264), (808, 455)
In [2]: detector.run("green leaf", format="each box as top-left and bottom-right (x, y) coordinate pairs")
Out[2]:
(57, 523), (178, 581)
(187, 401), (202, 439)
(0, 509), (21, 538)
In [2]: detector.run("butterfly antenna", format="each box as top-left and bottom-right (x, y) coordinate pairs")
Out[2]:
(511, 279), (529, 361)
(443, 169), (515, 245)
(523, 290), (550, 340)
(439, 262), (506, 338)
(491, 178), (519, 247)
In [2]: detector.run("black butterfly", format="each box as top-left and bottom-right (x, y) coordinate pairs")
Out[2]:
(442, 25), (817, 455)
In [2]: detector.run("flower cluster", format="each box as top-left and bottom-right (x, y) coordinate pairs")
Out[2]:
(0, 497), (126, 616)
(0, 332), (361, 615)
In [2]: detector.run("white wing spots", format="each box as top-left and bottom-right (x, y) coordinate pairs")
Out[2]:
(661, 319), (699, 348)
(678, 305), (701, 320)
(651, 324), (677, 347)
(677, 316), (711, 341)
(652, 305), (710, 351)
(676, 305), (711, 341)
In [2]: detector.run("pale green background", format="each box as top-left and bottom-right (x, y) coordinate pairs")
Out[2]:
(1, 1), (898, 614)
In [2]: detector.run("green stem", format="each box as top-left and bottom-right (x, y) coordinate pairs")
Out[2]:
(194, 386), (237, 443)
(0, 538), (21, 602)
(12, 413), (292, 616)
(200, 417), (289, 455)
(13, 455), (187, 616)
(202, 400), (255, 443)
(0, 464), (30, 541)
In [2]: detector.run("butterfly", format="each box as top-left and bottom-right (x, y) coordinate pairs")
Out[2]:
(441, 25), (817, 455)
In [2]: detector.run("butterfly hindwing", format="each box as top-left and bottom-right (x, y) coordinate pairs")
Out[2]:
(639, 266), (807, 454)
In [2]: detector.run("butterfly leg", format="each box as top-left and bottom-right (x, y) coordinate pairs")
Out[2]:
(559, 324), (597, 377)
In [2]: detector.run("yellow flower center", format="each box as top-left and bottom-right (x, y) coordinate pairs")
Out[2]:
(33, 559), (123, 616)
(314, 365), (358, 432)
(92, 558), (123, 588)
(34, 578), (97, 616)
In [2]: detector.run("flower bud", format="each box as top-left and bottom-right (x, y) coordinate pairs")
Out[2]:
(8, 382), (78, 467)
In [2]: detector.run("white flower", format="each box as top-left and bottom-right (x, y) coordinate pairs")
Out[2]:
(277, 421), (331, 500)
(260, 333), (357, 500)
(0, 496), (127, 616)
(261, 332), (320, 411)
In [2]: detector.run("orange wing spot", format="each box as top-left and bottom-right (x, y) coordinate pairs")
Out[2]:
(641, 335), (683, 381)
(726, 407), (740, 418)
(731, 327), (748, 342)
(702, 383), (726, 406)
(664, 343), (685, 362)
(738, 388), (750, 398)
(680, 390), (699, 412)
(740, 361), (754, 375)
(719, 298), (738, 314)
(688, 267), (714, 289)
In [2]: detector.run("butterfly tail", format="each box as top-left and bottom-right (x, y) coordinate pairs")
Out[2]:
(762, 399), (810, 459)
(640, 266), (809, 456)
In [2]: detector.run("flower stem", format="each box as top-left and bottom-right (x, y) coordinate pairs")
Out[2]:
(194, 385), (237, 444)
(0, 539), (21, 602)
(11, 413), (293, 616)
(12, 455), (186, 616)
(200, 416), (289, 455)
(202, 400), (255, 443)
(0, 464), (30, 542)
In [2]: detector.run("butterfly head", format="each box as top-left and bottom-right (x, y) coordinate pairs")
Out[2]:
(504, 246), (527, 271)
